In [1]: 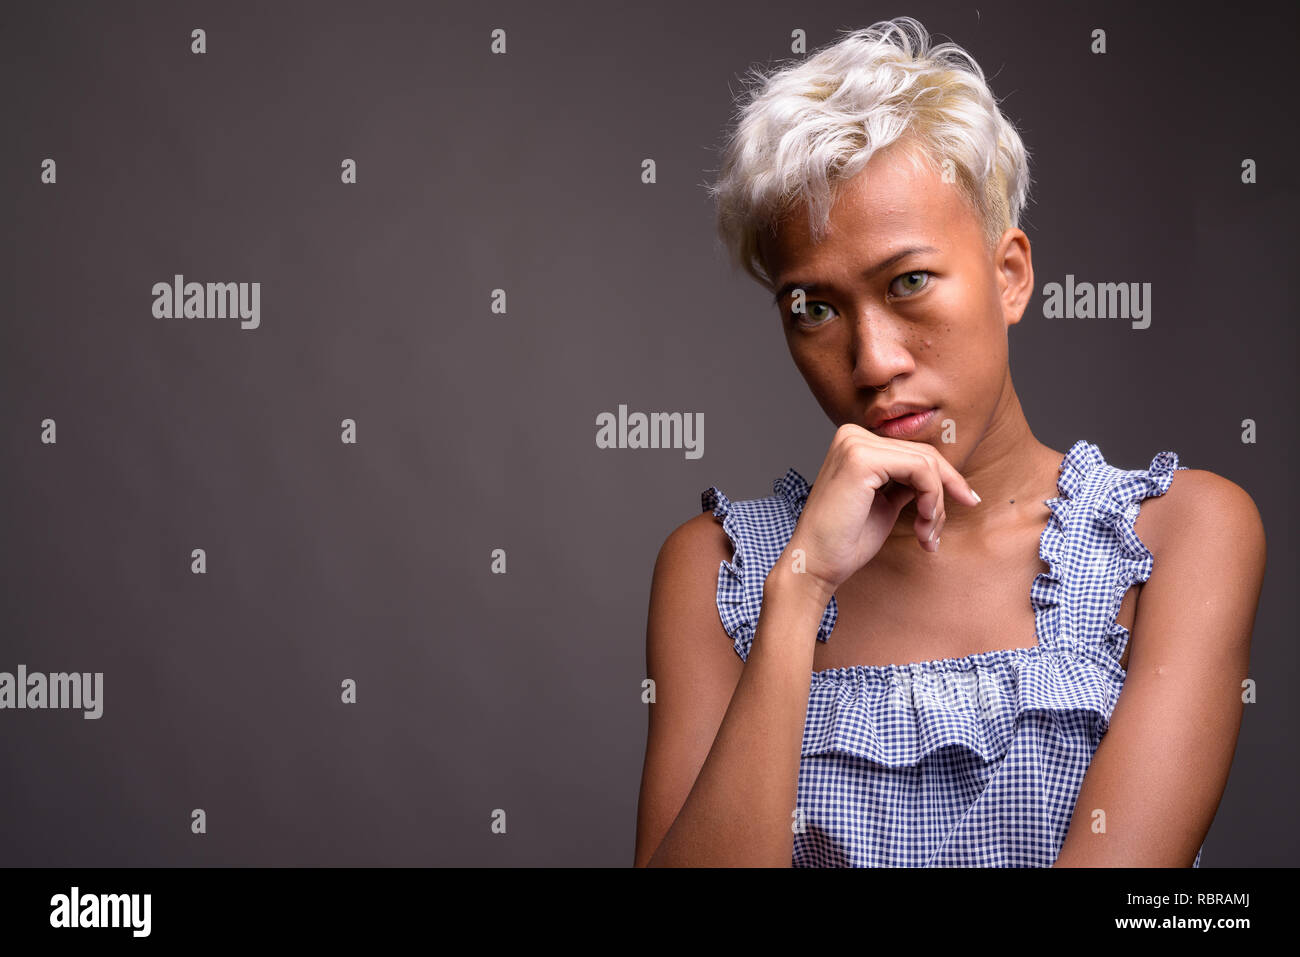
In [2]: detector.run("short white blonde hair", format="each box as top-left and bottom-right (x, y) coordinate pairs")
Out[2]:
(707, 16), (1033, 289)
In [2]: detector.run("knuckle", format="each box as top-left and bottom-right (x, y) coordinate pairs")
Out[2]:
(844, 442), (874, 470)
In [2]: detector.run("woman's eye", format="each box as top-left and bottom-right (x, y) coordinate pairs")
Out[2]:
(785, 273), (931, 324)
(889, 270), (932, 297)
(789, 301), (837, 327)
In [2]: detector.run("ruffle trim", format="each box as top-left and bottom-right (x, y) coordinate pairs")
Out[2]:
(1032, 439), (1183, 661)
(700, 484), (749, 661)
(702, 470), (837, 662)
(801, 645), (1125, 768)
(773, 466), (812, 520)
(772, 468), (840, 642)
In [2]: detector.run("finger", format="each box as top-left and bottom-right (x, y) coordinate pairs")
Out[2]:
(879, 481), (916, 514)
(895, 445), (978, 548)
(923, 506), (946, 552)
(849, 445), (946, 548)
(886, 439), (981, 509)
(909, 453), (945, 551)
(928, 449), (980, 506)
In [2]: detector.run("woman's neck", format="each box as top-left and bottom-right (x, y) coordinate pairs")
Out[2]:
(886, 378), (1060, 541)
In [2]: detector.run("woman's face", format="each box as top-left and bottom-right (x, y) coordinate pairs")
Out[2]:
(758, 143), (1034, 459)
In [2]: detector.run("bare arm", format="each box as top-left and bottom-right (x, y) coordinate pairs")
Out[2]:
(1052, 469), (1266, 866)
(634, 430), (975, 866)
(633, 513), (832, 867)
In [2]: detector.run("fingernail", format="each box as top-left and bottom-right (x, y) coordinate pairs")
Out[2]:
(928, 525), (937, 542)
(970, 490), (981, 503)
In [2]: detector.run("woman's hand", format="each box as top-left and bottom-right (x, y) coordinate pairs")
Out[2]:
(784, 424), (982, 599)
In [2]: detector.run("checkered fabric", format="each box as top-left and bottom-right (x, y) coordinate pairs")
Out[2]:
(700, 438), (1204, 867)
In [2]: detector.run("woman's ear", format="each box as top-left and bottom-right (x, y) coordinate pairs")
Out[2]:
(996, 228), (1034, 328)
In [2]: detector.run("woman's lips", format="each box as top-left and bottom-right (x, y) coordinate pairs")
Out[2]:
(871, 407), (937, 439)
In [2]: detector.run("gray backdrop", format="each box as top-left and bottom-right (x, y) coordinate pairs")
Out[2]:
(2, 0), (1295, 866)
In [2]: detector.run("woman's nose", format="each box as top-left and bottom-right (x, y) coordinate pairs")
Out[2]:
(850, 320), (914, 390)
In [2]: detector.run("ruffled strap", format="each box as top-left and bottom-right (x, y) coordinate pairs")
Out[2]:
(1095, 448), (1181, 571)
(773, 467), (813, 520)
(701, 470), (837, 662)
(1032, 440), (1186, 664)
(1031, 440), (1097, 654)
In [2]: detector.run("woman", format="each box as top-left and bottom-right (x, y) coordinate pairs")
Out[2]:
(633, 17), (1266, 867)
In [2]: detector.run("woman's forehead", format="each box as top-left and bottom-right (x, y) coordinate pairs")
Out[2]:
(760, 159), (979, 279)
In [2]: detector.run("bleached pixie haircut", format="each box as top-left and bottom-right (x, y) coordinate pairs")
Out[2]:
(708, 16), (1033, 290)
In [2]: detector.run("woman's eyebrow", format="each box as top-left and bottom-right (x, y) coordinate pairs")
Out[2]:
(771, 244), (941, 304)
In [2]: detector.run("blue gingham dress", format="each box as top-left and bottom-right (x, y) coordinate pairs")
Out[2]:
(700, 439), (1205, 867)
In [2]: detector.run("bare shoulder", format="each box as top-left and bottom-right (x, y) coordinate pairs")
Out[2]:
(645, 508), (741, 680)
(1136, 467), (1267, 563)
(1126, 467), (1266, 672)
(653, 510), (734, 584)
(646, 509), (743, 665)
